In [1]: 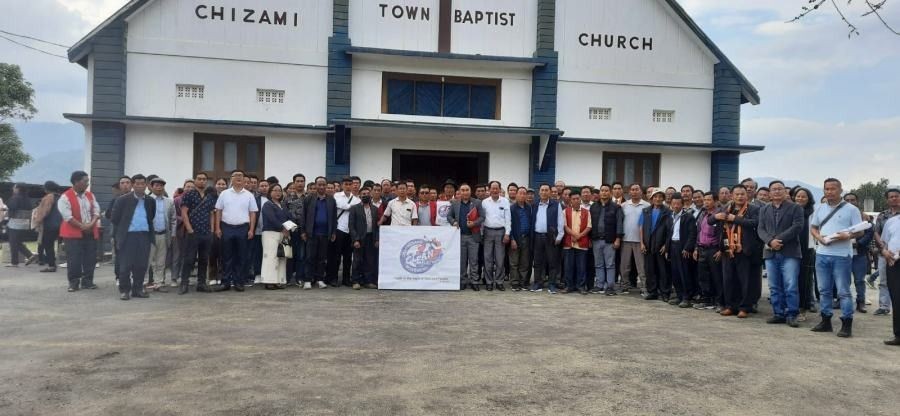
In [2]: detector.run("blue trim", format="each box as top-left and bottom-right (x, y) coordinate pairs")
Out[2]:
(711, 151), (740, 192)
(558, 137), (763, 153)
(327, 0), (352, 179)
(333, 118), (561, 136)
(530, 135), (558, 188)
(529, 0), (558, 186)
(346, 46), (546, 66)
(64, 114), (331, 132)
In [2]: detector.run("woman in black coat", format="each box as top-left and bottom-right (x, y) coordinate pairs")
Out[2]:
(793, 188), (818, 319)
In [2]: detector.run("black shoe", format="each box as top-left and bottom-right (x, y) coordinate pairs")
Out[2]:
(811, 316), (833, 333)
(215, 285), (232, 292)
(580, 288), (589, 295)
(837, 317), (853, 338)
(786, 317), (800, 328)
(120, 293), (130, 301)
(178, 285), (189, 295)
(234, 285), (245, 292)
(132, 291), (149, 299)
(643, 294), (659, 301)
(856, 303), (868, 314)
(67, 287), (79, 293)
(469, 283), (480, 292)
(496, 283), (505, 291)
(884, 338), (900, 346)
(766, 316), (787, 324)
(82, 284), (98, 290)
(486, 283), (494, 292)
(196, 285), (212, 293)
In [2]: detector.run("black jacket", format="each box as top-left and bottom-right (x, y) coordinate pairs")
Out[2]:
(510, 202), (535, 242)
(640, 205), (672, 253)
(349, 203), (379, 242)
(757, 201), (805, 259)
(589, 200), (624, 243)
(302, 193), (336, 238)
(668, 209), (697, 252)
(110, 192), (156, 251)
(709, 203), (762, 260)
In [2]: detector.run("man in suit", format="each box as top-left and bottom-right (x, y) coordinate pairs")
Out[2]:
(349, 187), (379, 290)
(667, 195), (697, 308)
(146, 177), (175, 292)
(639, 190), (672, 301)
(530, 184), (565, 293)
(508, 187), (534, 291)
(302, 176), (337, 290)
(110, 174), (156, 301)
(712, 184), (762, 318)
(448, 183), (485, 291)
(758, 180), (805, 327)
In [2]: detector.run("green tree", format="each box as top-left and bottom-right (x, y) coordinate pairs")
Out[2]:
(849, 178), (891, 212)
(0, 63), (35, 181)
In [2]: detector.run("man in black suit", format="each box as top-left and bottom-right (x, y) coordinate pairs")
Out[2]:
(302, 176), (337, 289)
(639, 190), (672, 301)
(349, 187), (379, 289)
(757, 180), (805, 327)
(667, 195), (697, 308)
(447, 183), (485, 290)
(712, 184), (762, 318)
(110, 174), (156, 301)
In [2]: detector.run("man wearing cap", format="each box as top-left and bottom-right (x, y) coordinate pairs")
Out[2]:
(639, 190), (672, 301)
(441, 180), (457, 202)
(146, 177), (175, 292)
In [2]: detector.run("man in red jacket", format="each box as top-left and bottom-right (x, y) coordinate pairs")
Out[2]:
(57, 171), (101, 292)
(562, 191), (592, 295)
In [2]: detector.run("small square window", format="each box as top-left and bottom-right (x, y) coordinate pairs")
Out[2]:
(176, 84), (204, 99)
(653, 110), (674, 123)
(257, 89), (285, 104)
(589, 107), (611, 120)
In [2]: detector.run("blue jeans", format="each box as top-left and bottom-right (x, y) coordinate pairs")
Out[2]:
(851, 254), (867, 305)
(765, 254), (801, 318)
(221, 224), (249, 287)
(816, 254), (853, 319)
(592, 239), (616, 290)
(564, 249), (587, 290)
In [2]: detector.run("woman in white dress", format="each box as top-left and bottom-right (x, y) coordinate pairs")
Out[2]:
(260, 184), (290, 290)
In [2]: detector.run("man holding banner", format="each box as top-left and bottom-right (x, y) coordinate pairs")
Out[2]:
(448, 184), (485, 291)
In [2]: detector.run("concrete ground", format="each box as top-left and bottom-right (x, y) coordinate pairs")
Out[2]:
(0, 264), (897, 416)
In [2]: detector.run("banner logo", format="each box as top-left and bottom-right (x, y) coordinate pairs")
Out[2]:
(400, 237), (445, 274)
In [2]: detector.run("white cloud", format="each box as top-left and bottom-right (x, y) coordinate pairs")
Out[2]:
(56, 0), (128, 26)
(740, 116), (899, 188)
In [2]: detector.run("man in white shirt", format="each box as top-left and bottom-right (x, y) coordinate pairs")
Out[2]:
(214, 169), (258, 292)
(382, 183), (418, 226)
(481, 181), (512, 291)
(334, 176), (361, 286)
(620, 183), (651, 294)
(879, 211), (900, 346)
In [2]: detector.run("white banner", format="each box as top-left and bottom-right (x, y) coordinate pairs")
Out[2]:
(378, 226), (460, 291)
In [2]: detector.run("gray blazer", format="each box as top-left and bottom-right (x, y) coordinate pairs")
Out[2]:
(757, 200), (805, 259)
(447, 198), (485, 243)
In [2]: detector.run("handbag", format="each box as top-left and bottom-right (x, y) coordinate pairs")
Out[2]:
(277, 237), (293, 259)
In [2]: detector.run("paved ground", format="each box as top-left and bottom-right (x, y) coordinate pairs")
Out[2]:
(0, 264), (897, 416)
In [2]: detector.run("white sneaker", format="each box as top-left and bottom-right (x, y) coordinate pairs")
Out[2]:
(303, 282), (312, 290)
(254, 275), (261, 284)
(317, 281), (328, 289)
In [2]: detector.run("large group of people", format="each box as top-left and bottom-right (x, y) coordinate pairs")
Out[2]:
(3, 170), (899, 346)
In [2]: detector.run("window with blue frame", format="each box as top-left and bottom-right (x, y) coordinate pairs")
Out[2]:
(382, 73), (501, 120)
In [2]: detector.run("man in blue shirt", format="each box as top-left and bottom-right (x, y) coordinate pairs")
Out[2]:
(110, 174), (156, 301)
(508, 188), (534, 291)
(810, 178), (864, 338)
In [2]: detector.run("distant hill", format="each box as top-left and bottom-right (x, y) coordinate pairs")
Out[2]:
(9, 121), (84, 184)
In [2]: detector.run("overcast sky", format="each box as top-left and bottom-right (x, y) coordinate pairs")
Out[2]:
(2, 0), (898, 188)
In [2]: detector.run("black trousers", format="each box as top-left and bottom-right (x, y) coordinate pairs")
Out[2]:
(7, 229), (32, 265)
(352, 234), (377, 285)
(41, 227), (59, 267)
(645, 249), (670, 297)
(887, 261), (900, 338)
(119, 232), (151, 295)
(331, 230), (353, 285)
(722, 254), (759, 312)
(180, 233), (212, 285)
(696, 246), (723, 305)
(63, 237), (97, 289)
(306, 234), (329, 283)
(532, 233), (560, 287)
